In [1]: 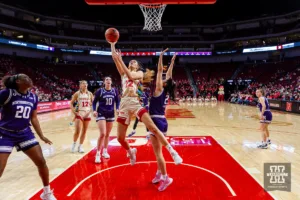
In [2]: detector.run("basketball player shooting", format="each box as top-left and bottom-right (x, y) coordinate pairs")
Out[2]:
(109, 41), (183, 166)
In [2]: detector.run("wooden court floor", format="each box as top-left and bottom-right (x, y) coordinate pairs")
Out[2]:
(0, 102), (299, 200)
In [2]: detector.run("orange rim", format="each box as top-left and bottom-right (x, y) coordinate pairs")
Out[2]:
(139, 3), (166, 8)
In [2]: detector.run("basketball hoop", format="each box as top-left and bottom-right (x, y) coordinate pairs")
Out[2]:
(139, 4), (167, 32)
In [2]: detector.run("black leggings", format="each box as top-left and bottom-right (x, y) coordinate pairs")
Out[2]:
(133, 117), (149, 132)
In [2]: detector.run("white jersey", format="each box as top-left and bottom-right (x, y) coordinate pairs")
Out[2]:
(121, 74), (139, 97)
(77, 91), (92, 112)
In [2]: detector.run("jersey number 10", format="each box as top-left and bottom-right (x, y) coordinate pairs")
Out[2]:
(15, 106), (31, 119)
(106, 98), (113, 105)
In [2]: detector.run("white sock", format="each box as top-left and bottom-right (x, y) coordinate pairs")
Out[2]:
(96, 150), (100, 155)
(162, 174), (167, 180)
(44, 185), (51, 193)
(267, 137), (270, 140)
(166, 144), (175, 153)
(156, 170), (161, 175)
(79, 144), (82, 148)
(127, 148), (132, 156)
(73, 142), (76, 145)
(103, 148), (107, 153)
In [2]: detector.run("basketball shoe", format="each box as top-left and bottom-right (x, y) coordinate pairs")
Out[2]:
(158, 176), (173, 191)
(71, 143), (76, 153)
(152, 172), (162, 184)
(78, 146), (84, 153)
(95, 151), (101, 163)
(257, 142), (268, 149)
(102, 149), (110, 159)
(127, 148), (137, 165)
(40, 190), (56, 200)
(128, 130), (136, 137)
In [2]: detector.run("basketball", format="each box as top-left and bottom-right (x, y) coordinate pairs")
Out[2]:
(105, 28), (119, 43)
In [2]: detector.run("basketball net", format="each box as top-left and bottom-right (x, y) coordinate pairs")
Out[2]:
(139, 4), (167, 32)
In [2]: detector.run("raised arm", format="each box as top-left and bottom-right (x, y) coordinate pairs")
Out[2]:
(165, 53), (176, 80)
(112, 50), (143, 81)
(154, 48), (169, 96)
(111, 43), (125, 76)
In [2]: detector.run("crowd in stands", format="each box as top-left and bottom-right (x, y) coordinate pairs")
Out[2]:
(175, 79), (194, 97)
(2, 54), (300, 105)
(195, 77), (224, 99)
(229, 65), (300, 104)
(33, 70), (77, 101)
(0, 55), (80, 101)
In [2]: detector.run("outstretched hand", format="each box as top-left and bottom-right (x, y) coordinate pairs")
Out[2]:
(160, 48), (169, 56)
(171, 53), (177, 62)
(112, 50), (121, 60)
(112, 49), (122, 60)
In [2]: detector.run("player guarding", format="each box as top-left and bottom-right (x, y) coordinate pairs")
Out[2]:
(93, 76), (120, 163)
(256, 89), (272, 149)
(150, 49), (176, 191)
(0, 74), (56, 200)
(110, 42), (183, 166)
(70, 81), (93, 153)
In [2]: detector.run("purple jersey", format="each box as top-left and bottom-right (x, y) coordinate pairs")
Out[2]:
(258, 97), (270, 112)
(0, 89), (38, 131)
(93, 88), (120, 113)
(140, 92), (149, 107)
(149, 90), (169, 116)
(258, 96), (272, 123)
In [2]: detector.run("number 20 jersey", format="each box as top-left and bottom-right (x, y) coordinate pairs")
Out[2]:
(0, 89), (38, 131)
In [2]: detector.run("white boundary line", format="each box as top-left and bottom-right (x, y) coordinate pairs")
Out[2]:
(27, 148), (95, 200)
(27, 135), (277, 199)
(216, 140), (278, 200)
(67, 161), (236, 197)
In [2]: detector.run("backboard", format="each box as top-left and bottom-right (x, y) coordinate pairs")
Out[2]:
(85, 0), (216, 5)
(85, 0), (216, 31)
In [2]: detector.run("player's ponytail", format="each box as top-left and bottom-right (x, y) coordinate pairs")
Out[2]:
(143, 69), (155, 83)
(135, 60), (155, 84)
(258, 88), (265, 96)
(2, 75), (18, 89)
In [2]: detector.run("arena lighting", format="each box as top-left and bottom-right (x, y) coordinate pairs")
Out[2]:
(216, 50), (237, 54)
(242, 46), (278, 53)
(243, 42), (299, 53)
(0, 37), (54, 51)
(90, 50), (112, 55)
(89, 50), (212, 56)
(60, 49), (84, 53)
(283, 43), (295, 49)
